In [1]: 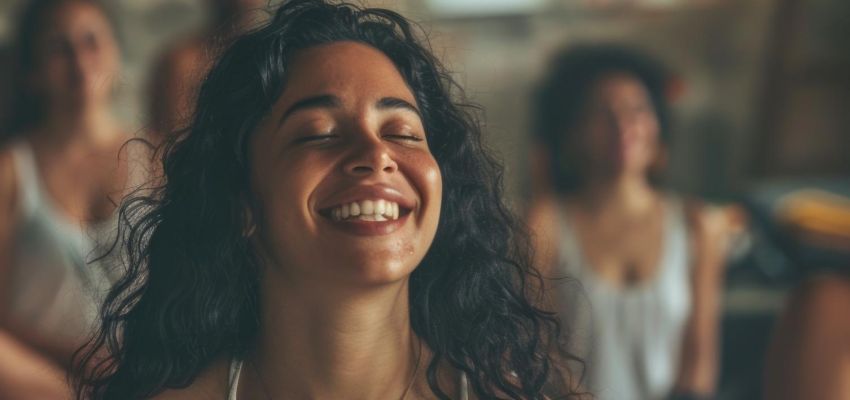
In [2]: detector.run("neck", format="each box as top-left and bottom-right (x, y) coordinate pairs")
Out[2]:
(577, 173), (658, 217)
(34, 103), (118, 149)
(248, 272), (421, 399)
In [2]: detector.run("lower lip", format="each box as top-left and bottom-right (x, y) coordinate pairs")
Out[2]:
(324, 212), (411, 236)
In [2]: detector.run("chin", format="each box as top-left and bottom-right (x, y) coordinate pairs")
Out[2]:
(324, 248), (420, 286)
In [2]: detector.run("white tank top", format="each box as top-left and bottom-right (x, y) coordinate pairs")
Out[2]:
(227, 358), (470, 400)
(555, 197), (692, 400)
(5, 142), (123, 351)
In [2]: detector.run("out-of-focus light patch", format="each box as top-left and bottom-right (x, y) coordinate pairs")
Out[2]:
(427, 0), (546, 16)
(579, 0), (712, 8)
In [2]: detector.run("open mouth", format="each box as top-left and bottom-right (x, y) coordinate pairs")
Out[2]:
(321, 199), (412, 222)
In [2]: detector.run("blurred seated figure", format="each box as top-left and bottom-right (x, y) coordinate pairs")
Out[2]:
(527, 44), (729, 400)
(0, 0), (136, 397)
(764, 274), (850, 400)
(147, 0), (266, 141)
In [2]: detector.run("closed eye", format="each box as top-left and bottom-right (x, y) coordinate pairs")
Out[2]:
(293, 134), (339, 145)
(384, 134), (423, 142)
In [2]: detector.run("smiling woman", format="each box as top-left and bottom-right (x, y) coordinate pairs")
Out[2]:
(73, 1), (583, 399)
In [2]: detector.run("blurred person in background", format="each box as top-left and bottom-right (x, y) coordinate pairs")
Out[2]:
(147, 0), (267, 141)
(0, 0), (134, 397)
(764, 273), (850, 400)
(527, 45), (729, 400)
(763, 196), (850, 399)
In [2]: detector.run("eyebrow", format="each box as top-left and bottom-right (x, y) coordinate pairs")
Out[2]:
(376, 97), (421, 118)
(277, 95), (421, 128)
(278, 95), (342, 127)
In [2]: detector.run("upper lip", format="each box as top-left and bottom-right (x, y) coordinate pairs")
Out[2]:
(317, 184), (417, 213)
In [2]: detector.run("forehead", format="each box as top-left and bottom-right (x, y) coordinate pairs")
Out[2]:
(590, 72), (650, 101)
(279, 41), (417, 108)
(43, 1), (110, 34)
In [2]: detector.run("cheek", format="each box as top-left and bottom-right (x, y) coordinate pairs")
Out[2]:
(252, 154), (303, 226)
(425, 162), (442, 216)
(579, 129), (610, 162)
(42, 58), (68, 79)
(266, 156), (328, 220)
(410, 152), (441, 198)
(252, 163), (324, 267)
(398, 150), (442, 230)
(636, 116), (661, 152)
(413, 154), (442, 236)
(40, 63), (72, 93)
(96, 45), (121, 76)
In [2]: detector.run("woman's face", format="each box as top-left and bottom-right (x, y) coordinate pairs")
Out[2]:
(33, 1), (120, 110)
(250, 41), (443, 288)
(573, 73), (661, 181)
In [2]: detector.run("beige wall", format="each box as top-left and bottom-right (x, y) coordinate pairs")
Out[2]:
(0, 0), (780, 201)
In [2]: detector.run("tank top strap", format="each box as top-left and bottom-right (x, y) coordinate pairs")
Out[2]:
(228, 359), (243, 400)
(459, 371), (469, 400)
(657, 194), (692, 278)
(9, 141), (43, 216)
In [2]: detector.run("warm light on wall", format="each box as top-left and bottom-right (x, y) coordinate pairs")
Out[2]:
(426, 0), (546, 16)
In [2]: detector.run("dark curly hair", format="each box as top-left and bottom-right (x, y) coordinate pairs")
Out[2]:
(532, 44), (671, 194)
(74, 1), (583, 398)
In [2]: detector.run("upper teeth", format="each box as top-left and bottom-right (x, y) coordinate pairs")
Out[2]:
(330, 199), (400, 222)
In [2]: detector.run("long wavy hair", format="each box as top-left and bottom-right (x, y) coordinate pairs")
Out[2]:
(75, 1), (583, 398)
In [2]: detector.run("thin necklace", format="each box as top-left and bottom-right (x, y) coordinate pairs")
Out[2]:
(248, 339), (423, 400)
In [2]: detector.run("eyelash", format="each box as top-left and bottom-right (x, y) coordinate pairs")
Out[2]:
(384, 134), (423, 142)
(295, 134), (423, 144)
(293, 134), (338, 144)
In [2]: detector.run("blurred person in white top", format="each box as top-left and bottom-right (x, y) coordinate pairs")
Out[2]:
(527, 45), (730, 400)
(0, 0), (136, 398)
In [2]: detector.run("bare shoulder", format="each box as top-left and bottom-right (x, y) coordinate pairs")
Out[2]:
(768, 275), (850, 361)
(682, 197), (736, 260)
(764, 274), (850, 399)
(150, 359), (230, 400)
(785, 275), (850, 334)
(527, 194), (561, 239)
(681, 197), (729, 241)
(526, 194), (563, 274)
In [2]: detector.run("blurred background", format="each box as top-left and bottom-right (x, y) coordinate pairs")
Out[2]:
(0, 0), (848, 399)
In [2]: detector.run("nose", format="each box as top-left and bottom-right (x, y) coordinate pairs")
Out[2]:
(343, 136), (399, 177)
(608, 111), (634, 140)
(63, 43), (86, 78)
